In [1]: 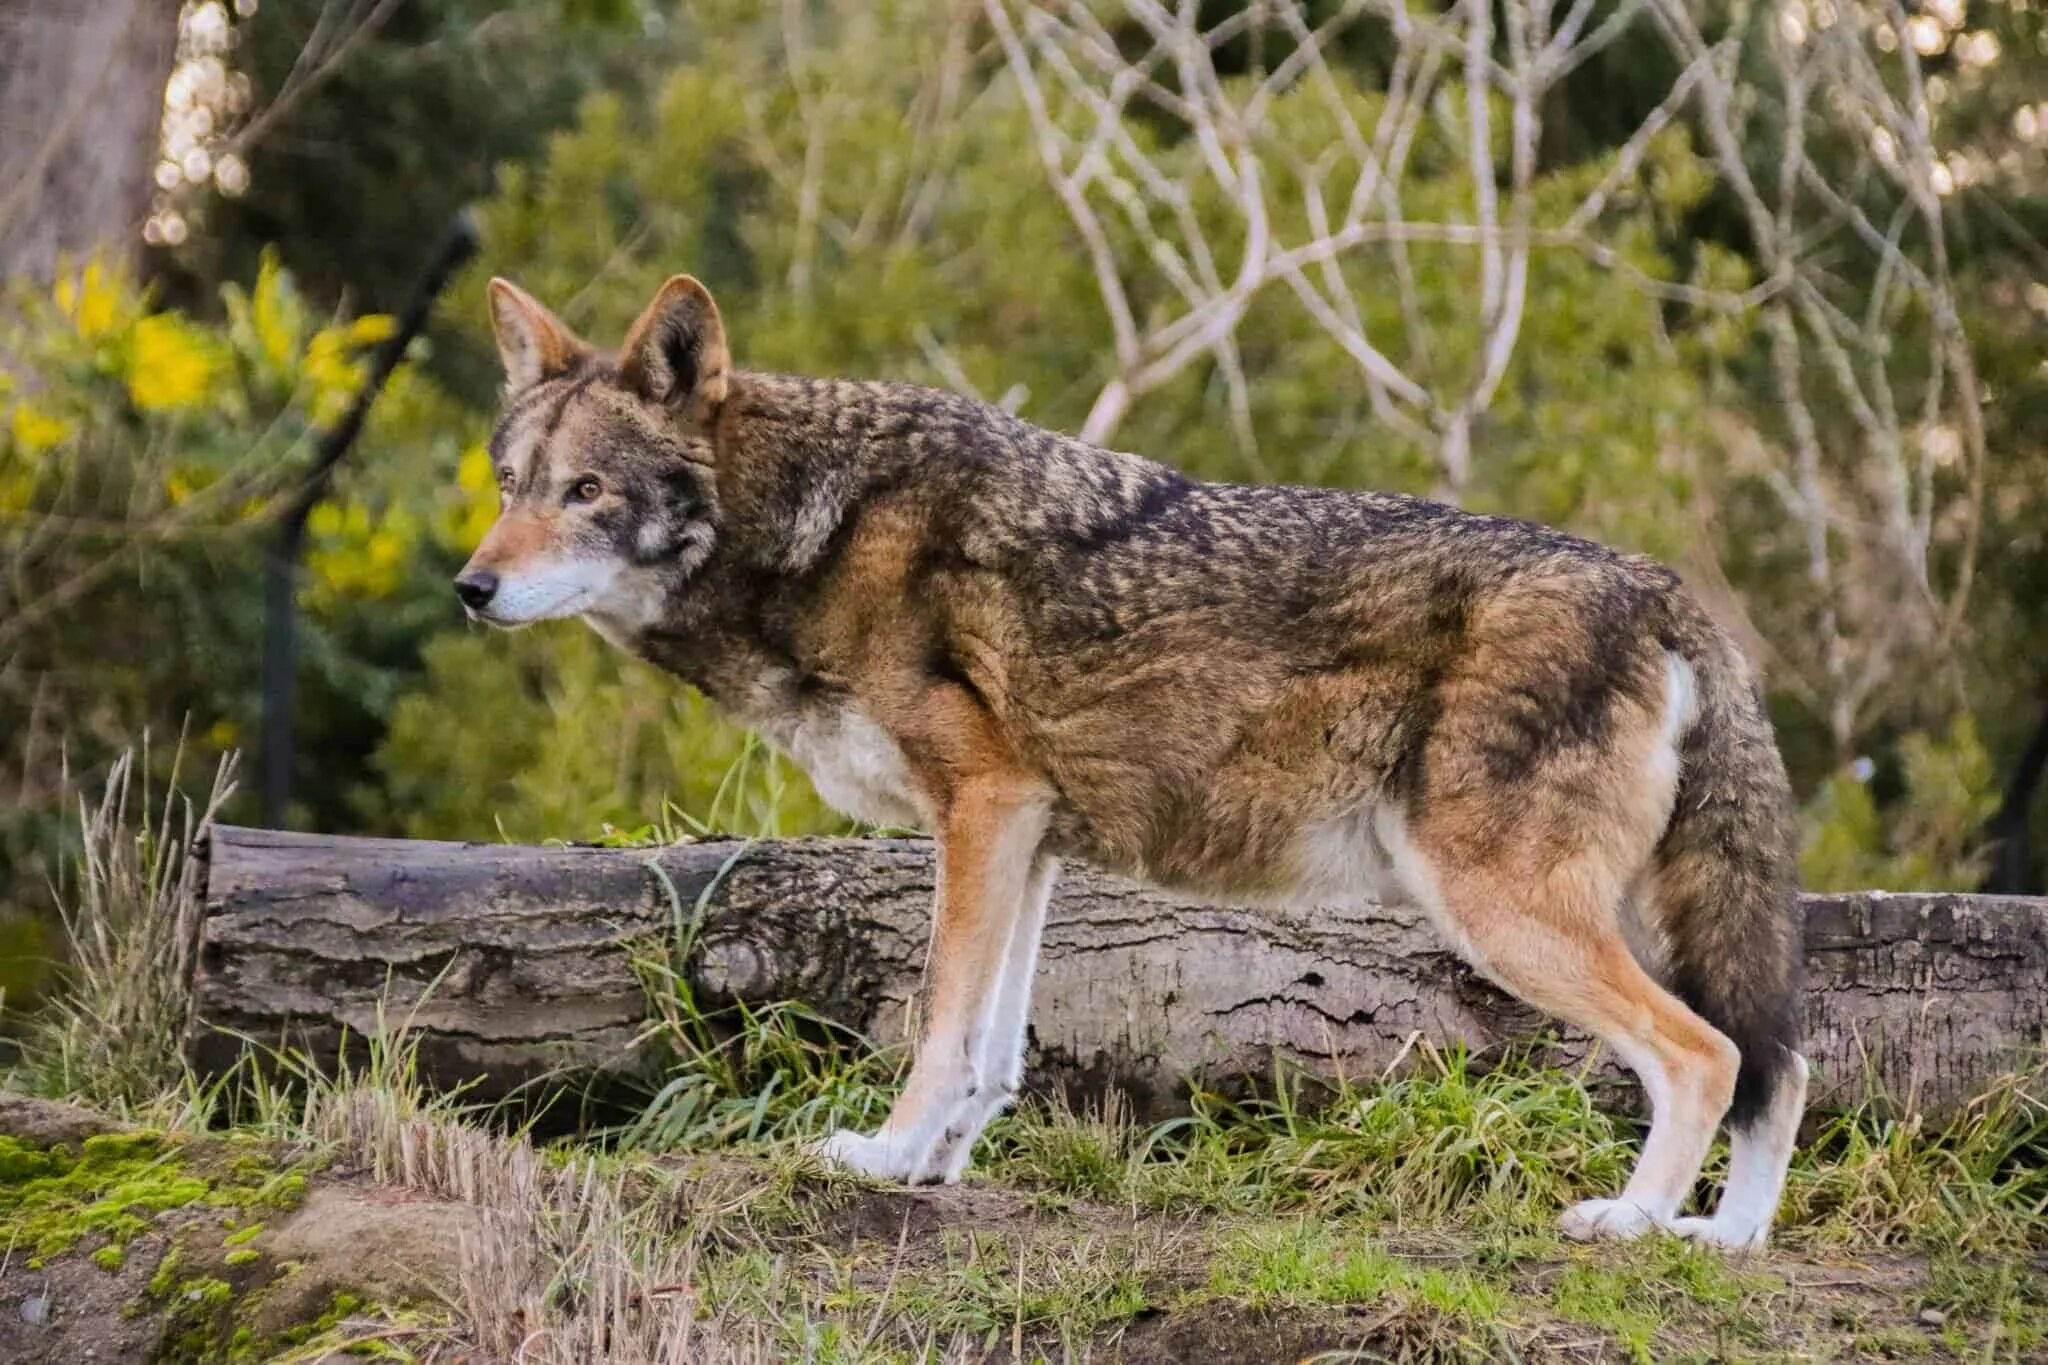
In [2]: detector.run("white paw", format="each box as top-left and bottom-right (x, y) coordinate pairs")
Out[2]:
(813, 1129), (919, 1182)
(909, 1118), (983, 1187)
(1670, 1214), (1767, 1253)
(1559, 1198), (1665, 1242)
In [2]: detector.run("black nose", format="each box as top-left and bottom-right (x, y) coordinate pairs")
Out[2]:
(453, 569), (498, 610)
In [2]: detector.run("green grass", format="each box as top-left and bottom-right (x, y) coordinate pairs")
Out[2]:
(1547, 1239), (1765, 1362)
(8, 749), (2048, 1362)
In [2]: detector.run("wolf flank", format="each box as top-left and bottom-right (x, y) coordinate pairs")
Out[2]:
(457, 274), (1809, 1251)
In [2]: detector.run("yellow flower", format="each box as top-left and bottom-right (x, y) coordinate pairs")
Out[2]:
(56, 259), (126, 340)
(10, 402), (74, 455)
(306, 502), (344, 537)
(127, 314), (222, 412)
(457, 443), (494, 493)
(252, 253), (302, 372)
(205, 719), (239, 751)
(456, 500), (495, 550)
(304, 330), (365, 427)
(345, 314), (397, 348)
(0, 471), (35, 511)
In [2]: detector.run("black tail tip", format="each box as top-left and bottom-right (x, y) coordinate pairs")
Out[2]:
(1726, 1032), (1800, 1130)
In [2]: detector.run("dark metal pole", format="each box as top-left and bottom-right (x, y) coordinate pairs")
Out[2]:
(1984, 689), (2048, 895)
(260, 210), (480, 826)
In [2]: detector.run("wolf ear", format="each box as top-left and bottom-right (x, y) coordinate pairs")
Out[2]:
(619, 275), (730, 417)
(487, 278), (589, 393)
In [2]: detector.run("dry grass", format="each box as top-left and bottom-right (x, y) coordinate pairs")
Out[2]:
(14, 744), (234, 1115)
(301, 1056), (722, 1363)
(8, 747), (2048, 1362)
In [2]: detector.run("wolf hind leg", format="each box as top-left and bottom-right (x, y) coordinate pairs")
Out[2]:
(1671, 1050), (1808, 1251)
(1380, 812), (1738, 1239)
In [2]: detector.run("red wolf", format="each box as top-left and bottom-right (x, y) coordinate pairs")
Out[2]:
(457, 274), (1807, 1251)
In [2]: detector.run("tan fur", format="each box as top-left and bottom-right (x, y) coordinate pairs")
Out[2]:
(455, 276), (1810, 1247)
(472, 508), (556, 570)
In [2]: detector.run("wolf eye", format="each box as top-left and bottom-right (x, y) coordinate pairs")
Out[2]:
(496, 468), (515, 495)
(567, 477), (603, 505)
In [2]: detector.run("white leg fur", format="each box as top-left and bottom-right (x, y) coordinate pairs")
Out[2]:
(1672, 1051), (1809, 1251)
(816, 798), (1050, 1184)
(912, 857), (1059, 1184)
(1560, 1030), (1735, 1243)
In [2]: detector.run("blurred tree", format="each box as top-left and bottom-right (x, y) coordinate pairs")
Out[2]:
(0, 256), (441, 896)
(0, 0), (182, 281)
(6, 0), (2045, 892)
(154, 0), (671, 334)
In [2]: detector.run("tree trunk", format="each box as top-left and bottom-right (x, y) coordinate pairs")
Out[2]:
(0, 0), (182, 283)
(193, 826), (2048, 1120)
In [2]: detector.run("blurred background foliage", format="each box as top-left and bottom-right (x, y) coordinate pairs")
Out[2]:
(5, 0), (2048, 1007)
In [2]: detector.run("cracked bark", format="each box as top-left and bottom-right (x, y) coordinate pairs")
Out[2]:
(194, 827), (2048, 1119)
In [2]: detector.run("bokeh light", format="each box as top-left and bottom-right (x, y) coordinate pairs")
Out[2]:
(147, 0), (256, 248)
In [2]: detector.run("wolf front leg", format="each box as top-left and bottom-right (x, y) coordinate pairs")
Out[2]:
(910, 853), (1059, 1185)
(816, 779), (1052, 1184)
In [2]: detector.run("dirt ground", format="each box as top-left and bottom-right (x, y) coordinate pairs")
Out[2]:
(2, 1097), (2034, 1363)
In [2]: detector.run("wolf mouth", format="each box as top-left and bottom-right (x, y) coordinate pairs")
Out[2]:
(467, 581), (596, 628)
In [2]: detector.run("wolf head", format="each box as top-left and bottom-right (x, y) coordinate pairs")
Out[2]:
(454, 275), (730, 629)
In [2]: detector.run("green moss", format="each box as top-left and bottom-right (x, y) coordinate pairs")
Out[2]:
(0, 1132), (197, 1260)
(91, 1244), (126, 1271)
(221, 1221), (263, 1247)
(146, 1245), (184, 1298)
(270, 1292), (370, 1352)
(140, 1249), (380, 1364)
(154, 1273), (239, 1364)
(0, 1137), (61, 1182)
(251, 1170), (306, 1209)
(0, 1130), (311, 1271)
(264, 1294), (444, 1363)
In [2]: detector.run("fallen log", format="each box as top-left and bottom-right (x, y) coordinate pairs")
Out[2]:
(192, 825), (2048, 1119)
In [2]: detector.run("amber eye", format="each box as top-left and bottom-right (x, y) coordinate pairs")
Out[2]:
(566, 477), (602, 505)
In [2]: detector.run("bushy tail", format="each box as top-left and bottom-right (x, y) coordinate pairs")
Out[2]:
(1652, 637), (1804, 1130)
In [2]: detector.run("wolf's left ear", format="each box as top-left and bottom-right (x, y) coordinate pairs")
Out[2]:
(619, 275), (730, 418)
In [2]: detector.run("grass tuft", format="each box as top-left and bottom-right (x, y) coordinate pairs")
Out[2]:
(14, 745), (235, 1116)
(619, 845), (899, 1152)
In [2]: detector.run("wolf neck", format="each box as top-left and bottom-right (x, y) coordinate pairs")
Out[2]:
(600, 371), (909, 701)
(709, 370), (922, 578)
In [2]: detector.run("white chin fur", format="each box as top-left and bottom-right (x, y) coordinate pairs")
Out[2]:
(477, 559), (619, 625)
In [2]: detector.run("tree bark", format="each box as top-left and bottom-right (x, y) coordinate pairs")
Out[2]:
(0, 0), (182, 283)
(194, 826), (2048, 1120)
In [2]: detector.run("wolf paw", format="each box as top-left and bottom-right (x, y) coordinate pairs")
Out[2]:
(1670, 1215), (1767, 1253)
(1559, 1198), (1664, 1242)
(813, 1129), (919, 1182)
(907, 1121), (982, 1187)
